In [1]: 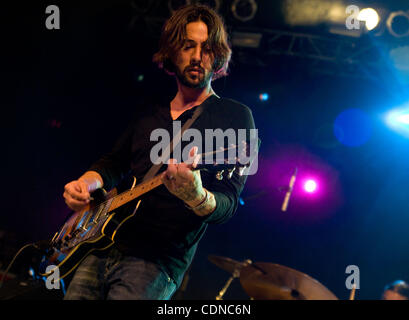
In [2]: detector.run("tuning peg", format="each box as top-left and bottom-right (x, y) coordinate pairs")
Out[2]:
(238, 166), (246, 176)
(216, 170), (224, 180)
(227, 167), (236, 179)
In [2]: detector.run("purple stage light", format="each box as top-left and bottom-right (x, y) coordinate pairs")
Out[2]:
(304, 179), (318, 193)
(248, 144), (344, 223)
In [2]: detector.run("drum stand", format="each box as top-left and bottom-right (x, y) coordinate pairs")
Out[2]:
(215, 259), (252, 300)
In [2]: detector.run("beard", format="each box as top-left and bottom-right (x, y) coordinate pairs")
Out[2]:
(175, 65), (213, 89)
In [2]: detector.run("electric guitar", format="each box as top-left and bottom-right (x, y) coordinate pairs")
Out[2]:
(39, 145), (251, 279)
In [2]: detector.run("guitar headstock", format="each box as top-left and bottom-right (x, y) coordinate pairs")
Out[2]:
(194, 140), (258, 180)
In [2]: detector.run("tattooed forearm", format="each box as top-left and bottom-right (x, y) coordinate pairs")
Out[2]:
(172, 171), (204, 203)
(161, 157), (217, 217)
(191, 189), (216, 217)
(168, 172), (216, 217)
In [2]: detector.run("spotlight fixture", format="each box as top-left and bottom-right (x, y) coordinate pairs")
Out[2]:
(385, 107), (409, 139)
(387, 11), (409, 38)
(259, 93), (269, 101)
(231, 0), (258, 22)
(358, 8), (380, 31)
(397, 114), (409, 125)
(304, 180), (318, 193)
(386, 108), (409, 129)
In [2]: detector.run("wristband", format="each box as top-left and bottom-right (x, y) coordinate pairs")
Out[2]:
(185, 189), (209, 211)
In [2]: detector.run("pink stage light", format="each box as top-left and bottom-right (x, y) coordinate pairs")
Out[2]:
(304, 179), (318, 193)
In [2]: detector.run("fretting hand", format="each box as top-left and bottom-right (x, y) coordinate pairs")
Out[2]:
(161, 146), (206, 208)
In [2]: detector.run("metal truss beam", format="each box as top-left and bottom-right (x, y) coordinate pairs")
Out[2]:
(232, 27), (396, 83)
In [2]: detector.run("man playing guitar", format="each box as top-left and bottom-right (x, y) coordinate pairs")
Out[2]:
(62, 4), (256, 300)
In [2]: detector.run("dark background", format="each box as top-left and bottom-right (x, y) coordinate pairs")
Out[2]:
(1, 0), (409, 300)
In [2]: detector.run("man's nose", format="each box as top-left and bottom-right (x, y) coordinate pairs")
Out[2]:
(191, 47), (202, 63)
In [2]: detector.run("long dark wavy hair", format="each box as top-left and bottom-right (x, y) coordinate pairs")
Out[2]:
(152, 4), (232, 80)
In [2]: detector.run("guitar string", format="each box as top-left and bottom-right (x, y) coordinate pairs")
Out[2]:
(73, 146), (239, 228)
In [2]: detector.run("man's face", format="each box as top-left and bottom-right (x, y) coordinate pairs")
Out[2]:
(173, 20), (214, 89)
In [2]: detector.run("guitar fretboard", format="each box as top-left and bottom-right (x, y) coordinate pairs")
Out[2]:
(107, 175), (163, 213)
(103, 145), (242, 214)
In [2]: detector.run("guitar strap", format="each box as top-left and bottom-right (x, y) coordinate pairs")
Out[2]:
(142, 96), (214, 182)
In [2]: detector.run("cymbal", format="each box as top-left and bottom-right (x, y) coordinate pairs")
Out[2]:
(208, 255), (251, 276)
(239, 262), (338, 300)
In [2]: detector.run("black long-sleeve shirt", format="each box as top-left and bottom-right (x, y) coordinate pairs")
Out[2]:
(88, 94), (256, 286)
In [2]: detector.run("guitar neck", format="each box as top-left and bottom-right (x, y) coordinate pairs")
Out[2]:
(107, 175), (163, 213)
(104, 144), (243, 213)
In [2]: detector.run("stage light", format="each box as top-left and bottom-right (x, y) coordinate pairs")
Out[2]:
(358, 8), (380, 31)
(283, 0), (346, 26)
(386, 111), (409, 126)
(387, 11), (409, 38)
(282, 1), (384, 37)
(231, 0), (258, 22)
(259, 93), (269, 101)
(397, 114), (409, 125)
(385, 106), (409, 138)
(304, 179), (318, 193)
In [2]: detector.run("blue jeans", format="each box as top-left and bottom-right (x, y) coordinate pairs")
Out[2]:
(64, 247), (177, 300)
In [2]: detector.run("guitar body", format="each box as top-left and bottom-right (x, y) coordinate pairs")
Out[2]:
(39, 179), (141, 279)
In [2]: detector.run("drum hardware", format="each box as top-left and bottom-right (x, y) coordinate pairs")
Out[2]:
(208, 255), (252, 300)
(209, 255), (339, 300)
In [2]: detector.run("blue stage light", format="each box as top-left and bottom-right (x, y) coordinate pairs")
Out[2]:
(397, 114), (409, 125)
(386, 110), (409, 127)
(385, 107), (409, 138)
(239, 197), (245, 205)
(259, 93), (269, 101)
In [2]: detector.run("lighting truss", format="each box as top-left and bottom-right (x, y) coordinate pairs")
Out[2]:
(232, 27), (404, 90)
